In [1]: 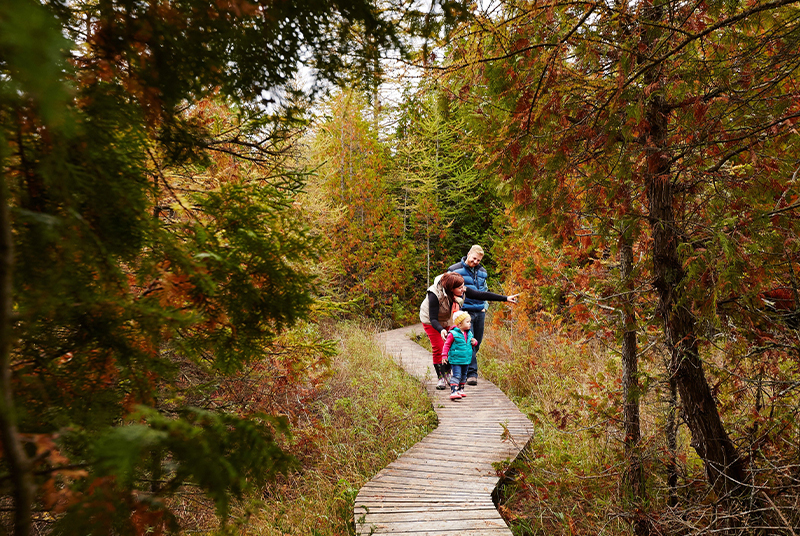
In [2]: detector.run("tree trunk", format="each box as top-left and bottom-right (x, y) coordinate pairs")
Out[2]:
(619, 232), (648, 535)
(645, 100), (746, 501)
(426, 217), (431, 286)
(640, 0), (746, 504)
(0, 173), (34, 536)
(666, 373), (679, 507)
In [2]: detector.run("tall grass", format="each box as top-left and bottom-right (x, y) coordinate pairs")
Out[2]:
(479, 324), (648, 536)
(231, 322), (437, 536)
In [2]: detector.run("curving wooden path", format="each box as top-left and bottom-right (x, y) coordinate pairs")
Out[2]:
(354, 323), (534, 536)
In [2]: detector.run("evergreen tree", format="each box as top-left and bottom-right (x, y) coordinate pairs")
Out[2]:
(393, 88), (501, 285)
(453, 0), (800, 525)
(0, 0), (445, 532)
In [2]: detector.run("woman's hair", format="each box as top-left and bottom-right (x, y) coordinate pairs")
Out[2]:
(439, 272), (464, 295)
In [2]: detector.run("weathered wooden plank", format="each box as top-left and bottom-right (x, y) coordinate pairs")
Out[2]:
(358, 531), (511, 536)
(401, 446), (521, 460)
(354, 324), (534, 536)
(414, 436), (524, 450)
(365, 508), (503, 524)
(391, 446), (516, 460)
(360, 504), (500, 521)
(406, 447), (518, 459)
(381, 461), (496, 476)
(356, 518), (510, 534)
(356, 500), (496, 509)
(358, 529), (512, 536)
(359, 516), (507, 529)
(355, 500), (495, 509)
(373, 471), (495, 484)
(414, 433), (515, 444)
(357, 485), (491, 497)
(372, 470), (498, 484)
(364, 478), (499, 494)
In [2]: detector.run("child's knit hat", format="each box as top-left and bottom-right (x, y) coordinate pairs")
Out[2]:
(452, 310), (470, 327)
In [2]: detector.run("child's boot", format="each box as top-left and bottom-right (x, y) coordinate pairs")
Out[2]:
(434, 364), (446, 390)
(458, 383), (467, 398)
(449, 384), (462, 400)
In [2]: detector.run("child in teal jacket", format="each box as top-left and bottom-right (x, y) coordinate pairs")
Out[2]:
(441, 310), (478, 400)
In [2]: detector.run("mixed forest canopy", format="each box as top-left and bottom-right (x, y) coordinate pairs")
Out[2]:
(2, 0), (800, 534)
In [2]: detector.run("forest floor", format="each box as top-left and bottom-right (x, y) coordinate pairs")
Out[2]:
(191, 320), (687, 535)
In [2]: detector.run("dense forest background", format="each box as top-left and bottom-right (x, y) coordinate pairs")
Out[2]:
(2, 0), (800, 534)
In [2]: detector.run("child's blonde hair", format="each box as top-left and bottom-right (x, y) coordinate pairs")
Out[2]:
(452, 310), (470, 327)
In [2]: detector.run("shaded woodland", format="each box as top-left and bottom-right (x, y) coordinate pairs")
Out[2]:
(1, 0), (800, 534)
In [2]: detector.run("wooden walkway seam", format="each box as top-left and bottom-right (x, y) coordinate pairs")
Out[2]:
(354, 323), (534, 536)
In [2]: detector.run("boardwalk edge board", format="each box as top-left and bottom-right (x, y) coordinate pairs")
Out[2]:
(354, 324), (534, 536)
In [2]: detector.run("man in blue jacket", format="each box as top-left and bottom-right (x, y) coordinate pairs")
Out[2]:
(448, 245), (489, 385)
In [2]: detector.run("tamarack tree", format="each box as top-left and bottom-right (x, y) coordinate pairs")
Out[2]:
(305, 90), (418, 322)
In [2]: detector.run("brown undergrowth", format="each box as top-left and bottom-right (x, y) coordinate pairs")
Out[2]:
(479, 322), (665, 536)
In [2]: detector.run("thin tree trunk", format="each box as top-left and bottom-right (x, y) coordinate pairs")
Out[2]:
(620, 232), (648, 535)
(647, 160), (746, 501)
(0, 174), (34, 536)
(426, 217), (430, 287)
(403, 157), (409, 236)
(372, 51), (381, 131)
(666, 373), (679, 507)
(340, 126), (346, 203)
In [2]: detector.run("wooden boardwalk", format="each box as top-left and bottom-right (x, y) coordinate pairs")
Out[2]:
(355, 323), (534, 536)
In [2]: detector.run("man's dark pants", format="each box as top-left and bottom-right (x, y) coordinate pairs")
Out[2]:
(466, 310), (485, 380)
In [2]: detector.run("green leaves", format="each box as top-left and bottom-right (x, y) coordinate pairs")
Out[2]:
(44, 405), (295, 534)
(393, 88), (500, 268)
(176, 181), (319, 372)
(0, 0), (72, 126)
(2, 1), (366, 529)
(92, 406), (295, 518)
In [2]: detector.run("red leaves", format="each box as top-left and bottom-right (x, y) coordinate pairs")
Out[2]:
(549, 408), (570, 430)
(513, 37), (530, 51)
(214, 0), (259, 17)
(760, 287), (795, 312)
(693, 100), (709, 122)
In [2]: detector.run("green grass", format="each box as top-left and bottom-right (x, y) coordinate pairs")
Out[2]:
(229, 319), (800, 536)
(406, 322), (634, 534)
(229, 322), (437, 536)
(201, 318), (689, 536)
